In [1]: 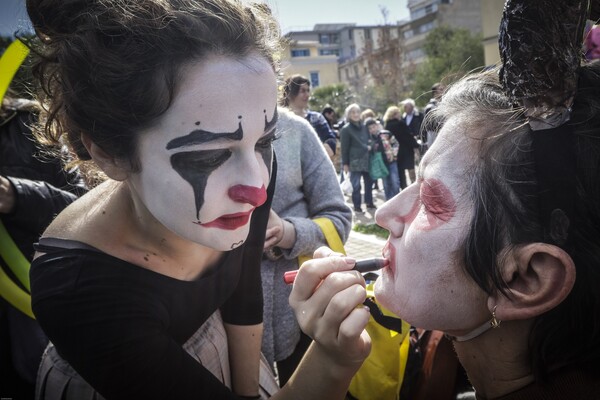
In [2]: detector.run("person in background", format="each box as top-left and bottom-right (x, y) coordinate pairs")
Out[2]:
(360, 108), (376, 122)
(383, 105), (419, 190)
(379, 130), (400, 200)
(281, 75), (337, 157)
(25, 0), (371, 398)
(423, 83), (445, 149)
(340, 103), (375, 213)
(364, 117), (389, 198)
(0, 94), (86, 399)
(321, 105), (338, 133)
(401, 98), (424, 155)
(260, 108), (352, 387)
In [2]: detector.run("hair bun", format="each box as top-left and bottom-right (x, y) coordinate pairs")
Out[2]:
(26, 0), (89, 38)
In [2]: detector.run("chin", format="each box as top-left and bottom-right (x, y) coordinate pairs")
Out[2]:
(373, 279), (401, 316)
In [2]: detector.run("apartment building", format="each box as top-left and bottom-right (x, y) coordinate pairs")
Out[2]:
(281, 23), (353, 88)
(282, 1), (485, 93)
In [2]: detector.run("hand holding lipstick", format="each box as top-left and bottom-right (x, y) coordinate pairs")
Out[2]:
(288, 247), (371, 372)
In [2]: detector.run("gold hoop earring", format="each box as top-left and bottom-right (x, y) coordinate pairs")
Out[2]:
(490, 305), (501, 328)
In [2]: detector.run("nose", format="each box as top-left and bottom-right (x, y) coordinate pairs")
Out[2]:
(375, 183), (420, 238)
(228, 185), (267, 207)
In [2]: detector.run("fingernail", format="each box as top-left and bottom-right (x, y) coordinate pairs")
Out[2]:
(344, 257), (356, 264)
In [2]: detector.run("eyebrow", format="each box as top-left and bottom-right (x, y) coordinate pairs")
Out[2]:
(166, 122), (243, 150)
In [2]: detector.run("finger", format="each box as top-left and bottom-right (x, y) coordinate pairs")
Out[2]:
(264, 236), (279, 249)
(314, 279), (367, 335)
(290, 256), (357, 304)
(312, 246), (345, 259)
(338, 306), (371, 345)
(294, 270), (365, 330)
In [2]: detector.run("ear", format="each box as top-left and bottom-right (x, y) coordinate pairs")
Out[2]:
(489, 243), (576, 321)
(80, 133), (129, 181)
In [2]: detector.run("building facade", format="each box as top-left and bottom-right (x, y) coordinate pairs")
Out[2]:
(281, 1), (485, 96)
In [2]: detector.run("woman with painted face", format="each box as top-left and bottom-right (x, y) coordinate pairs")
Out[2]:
(24, 1), (370, 399)
(373, 1), (600, 397)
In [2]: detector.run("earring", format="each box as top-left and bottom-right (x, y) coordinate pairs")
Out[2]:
(490, 305), (501, 328)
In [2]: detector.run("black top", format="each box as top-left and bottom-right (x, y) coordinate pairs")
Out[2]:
(30, 167), (275, 399)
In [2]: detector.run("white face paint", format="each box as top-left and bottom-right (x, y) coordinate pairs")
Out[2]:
(128, 54), (278, 251)
(374, 116), (490, 336)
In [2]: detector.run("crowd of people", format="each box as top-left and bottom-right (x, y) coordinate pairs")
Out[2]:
(1, 0), (599, 399)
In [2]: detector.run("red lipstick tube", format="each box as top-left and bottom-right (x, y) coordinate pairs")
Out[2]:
(283, 257), (389, 285)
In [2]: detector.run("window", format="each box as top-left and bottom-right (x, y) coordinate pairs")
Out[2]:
(364, 29), (371, 40)
(309, 71), (320, 88)
(350, 45), (356, 58)
(412, 3), (438, 19)
(319, 33), (340, 44)
(418, 21), (435, 34)
(403, 29), (414, 39)
(349, 29), (353, 40)
(353, 65), (359, 77)
(319, 49), (340, 56)
(291, 49), (310, 57)
(345, 68), (350, 79)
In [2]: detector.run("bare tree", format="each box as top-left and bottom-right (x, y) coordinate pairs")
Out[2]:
(361, 25), (408, 106)
(379, 5), (390, 25)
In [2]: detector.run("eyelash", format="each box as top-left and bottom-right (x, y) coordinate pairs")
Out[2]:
(199, 150), (232, 168)
(255, 130), (279, 150)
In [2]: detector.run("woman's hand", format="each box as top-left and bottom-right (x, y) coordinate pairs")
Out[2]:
(289, 247), (371, 369)
(264, 209), (295, 250)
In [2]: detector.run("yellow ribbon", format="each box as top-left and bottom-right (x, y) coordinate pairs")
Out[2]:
(0, 39), (35, 319)
(298, 217), (346, 266)
(0, 39), (30, 101)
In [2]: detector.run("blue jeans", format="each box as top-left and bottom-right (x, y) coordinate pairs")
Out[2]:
(382, 162), (400, 200)
(350, 171), (373, 209)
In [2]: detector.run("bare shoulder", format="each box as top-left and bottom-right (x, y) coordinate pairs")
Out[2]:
(43, 180), (122, 242)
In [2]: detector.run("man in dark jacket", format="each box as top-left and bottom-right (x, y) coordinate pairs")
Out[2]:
(0, 97), (86, 399)
(401, 99), (424, 142)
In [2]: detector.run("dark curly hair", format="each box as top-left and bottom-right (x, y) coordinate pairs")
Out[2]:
(25, 0), (282, 176)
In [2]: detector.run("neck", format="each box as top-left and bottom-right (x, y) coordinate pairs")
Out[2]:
(290, 104), (307, 117)
(452, 319), (535, 399)
(112, 182), (222, 280)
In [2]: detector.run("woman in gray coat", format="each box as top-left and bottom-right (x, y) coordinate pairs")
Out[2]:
(261, 108), (352, 386)
(340, 103), (375, 213)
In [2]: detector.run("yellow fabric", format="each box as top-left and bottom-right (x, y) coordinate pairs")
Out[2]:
(0, 39), (34, 319)
(0, 220), (31, 291)
(0, 39), (30, 101)
(0, 265), (34, 318)
(297, 217), (346, 266)
(348, 282), (411, 400)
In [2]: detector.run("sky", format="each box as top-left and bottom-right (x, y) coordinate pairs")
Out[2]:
(0, 0), (32, 37)
(0, 0), (410, 37)
(267, 0), (410, 33)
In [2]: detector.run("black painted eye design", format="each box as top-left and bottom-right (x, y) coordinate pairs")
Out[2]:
(255, 130), (278, 150)
(186, 149), (232, 168)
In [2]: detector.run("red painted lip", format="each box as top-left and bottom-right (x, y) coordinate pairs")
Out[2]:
(382, 241), (396, 277)
(195, 209), (254, 230)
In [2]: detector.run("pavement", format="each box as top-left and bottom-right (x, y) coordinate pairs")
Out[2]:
(342, 186), (388, 260)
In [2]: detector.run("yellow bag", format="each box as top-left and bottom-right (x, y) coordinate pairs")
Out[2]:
(297, 217), (346, 266)
(348, 279), (411, 400)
